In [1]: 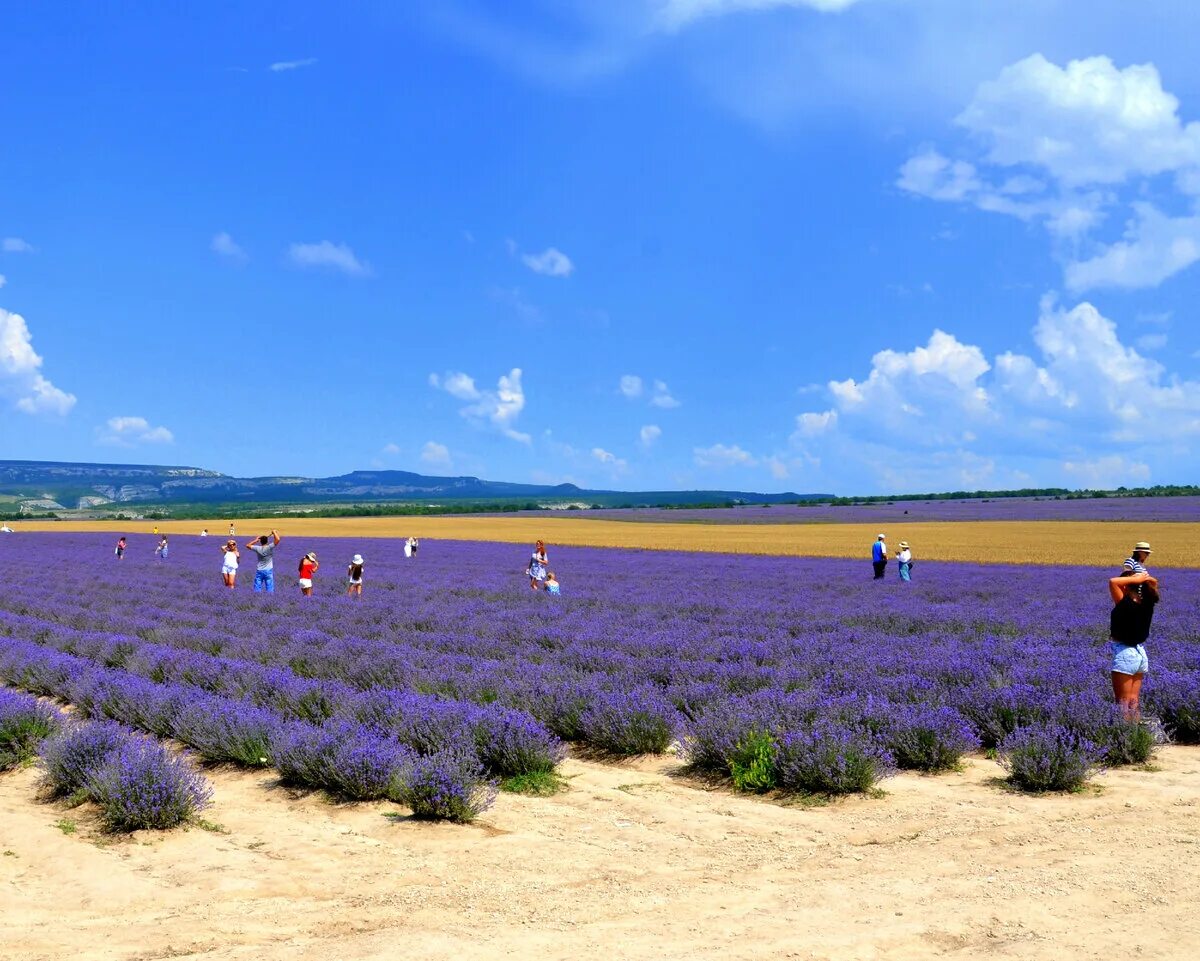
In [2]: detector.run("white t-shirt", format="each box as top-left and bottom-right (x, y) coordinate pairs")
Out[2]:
(223, 550), (239, 569)
(898, 549), (912, 563)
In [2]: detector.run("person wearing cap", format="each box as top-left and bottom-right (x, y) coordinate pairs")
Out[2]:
(1108, 566), (1160, 720)
(220, 539), (239, 589)
(871, 534), (888, 580)
(297, 551), (319, 596)
(347, 554), (365, 597)
(895, 541), (913, 581)
(245, 529), (281, 593)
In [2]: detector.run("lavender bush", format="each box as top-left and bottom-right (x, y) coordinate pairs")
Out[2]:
(0, 687), (61, 770)
(38, 720), (136, 797)
(999, 724), (1101, 792)
(87, 739), (213, 830)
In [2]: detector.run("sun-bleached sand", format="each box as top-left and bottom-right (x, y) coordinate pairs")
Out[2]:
(4, 746), (1200, 961)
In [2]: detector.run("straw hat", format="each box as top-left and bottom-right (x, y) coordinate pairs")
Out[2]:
(351, 554), (364, 565)
(305, 551), (317, 561)
(1132, 541), (1152, 554)
(899, 541), (909, 549)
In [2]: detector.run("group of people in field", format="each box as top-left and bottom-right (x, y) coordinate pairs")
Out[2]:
(869, 533), (914, 581)
(112, 527), (561, 599)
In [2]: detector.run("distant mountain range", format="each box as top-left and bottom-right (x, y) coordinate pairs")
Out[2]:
(0, 460), (819, 512)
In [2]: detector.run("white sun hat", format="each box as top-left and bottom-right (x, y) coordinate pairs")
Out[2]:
(351, 554), (364, 565)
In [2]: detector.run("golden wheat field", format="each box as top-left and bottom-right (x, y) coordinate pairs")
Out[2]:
(19, 516), (1200, 567)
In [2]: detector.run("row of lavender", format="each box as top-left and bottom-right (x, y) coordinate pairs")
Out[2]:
(3, 534), (1199, 798)
(505, 496), (1200, 523)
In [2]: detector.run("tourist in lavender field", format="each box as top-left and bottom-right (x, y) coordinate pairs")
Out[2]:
(896, 541), (912, 581)
(347, 554), (365, 597)
(1122, 541), (1153, 576)
(221, 539), (239, 589)
(0, 524), (13, 533)
(545, 571), (561, 595)
(298, 551), (319, 596)
(871, 534), (888, 579)
(246, 530), (281, 593)
(1109, 569), (1160, 720)
(410, 537), (419, 558)
(155, 536), (169, 560)
(114, 536), (126, 561)
(528, 540), (549, 590)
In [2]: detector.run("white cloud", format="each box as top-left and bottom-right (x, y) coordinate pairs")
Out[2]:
(521, 247), (575, 277)
(1064, 204), (1200, 291)
(650, 379), (681, 408)
(269, 58), (318, 72)
(764, 456), (790, 480)
(97, 416), (174, 446)
(1063, 455), (1151, 490)
(421, 441), (452, 467)
(902, 54), (1200, 292)
(619, 374), (644, 398)
(639, 424), (662, 446)
(1137, 333), (1168, 352)
(0, 308), (76, 416)
(792, 409), (837, 439)
(287, 241), (370, 276)
(591, 447), (628, 471)
(381, 443), (402, 456)
(431, 367), (530, 443)
(211, 231), (247, 262)
(654, 0), (863, 32)
(0, 275), (6, 289)
(693, 443), (757, 469)
(1, 238), (34, 253)
(957, 55), (1200, 187)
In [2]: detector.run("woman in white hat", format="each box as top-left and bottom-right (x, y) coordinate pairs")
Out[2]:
(346, 554), (365, 597)
(297, 551), (319, 596)
(895, 541), (912, 581)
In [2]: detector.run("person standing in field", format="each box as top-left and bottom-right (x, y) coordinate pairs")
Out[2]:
(871, 534), (888, 580)
(221, 539), (239, 589)
(298, 551), (319, 596)
(895, 541), (912, 581)
(200, 528), (208, 538)
(152, 525), (159, 536)
(115, 536), (127, 560)
(347, 554), (364, 597)
(155, 535), (169, 560)
(1109, 568), (1159, 719)
(245, 530), (281, 593)
(1123, 541), (1152, 577)
(528, 540), (549, 590)
(229, 522), (236, 538)
(404, 536), (414, 559)
(410, 536), (419, 558)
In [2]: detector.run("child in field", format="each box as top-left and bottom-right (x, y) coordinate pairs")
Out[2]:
(221, 540), (239, 588)
(298, 551), (318, 596)
(527, 540), (548, 590)
(155, 536), (169, 560)
(347, 554), (364, 597)
(545, 571), (561, 595)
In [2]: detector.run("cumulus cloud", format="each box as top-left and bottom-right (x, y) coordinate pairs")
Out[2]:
(97, 416), (174, 446)
(654, 0), (863, 32)
(693, 443), (757, 469)
(591, 447), (629, 472)
(421, 441), (452, 467)
(1, 238), (34, 253)
(287, 241), (370, 276)
(521, 247), (575, 277)
(793, 295), (1200, 486)
(619, 375), (643, 398)
(640, 424), (662, 446)
(901, 54), (1200, 291)
(381, 442), (402, 456)
(0, 308), (76, 416)
(269, 58), (318, 72)
(211, 231), (247, 262)
(431, 367), (530, 443)
(650, 380), (681, 408)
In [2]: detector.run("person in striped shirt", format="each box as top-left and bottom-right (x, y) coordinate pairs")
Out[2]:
(1122, 541), (1152, 576)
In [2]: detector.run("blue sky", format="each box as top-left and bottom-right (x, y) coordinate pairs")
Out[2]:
(4, 0), (1200, 494)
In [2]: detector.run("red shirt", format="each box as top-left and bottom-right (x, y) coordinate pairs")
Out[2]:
(299, 561), (316, 579)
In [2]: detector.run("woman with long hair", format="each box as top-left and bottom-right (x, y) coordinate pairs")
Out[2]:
(1108, 568), (1160, 720)
(527, 539), (548, 591)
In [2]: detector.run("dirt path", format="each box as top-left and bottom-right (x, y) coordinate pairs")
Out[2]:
(4, 747), (1200, 961)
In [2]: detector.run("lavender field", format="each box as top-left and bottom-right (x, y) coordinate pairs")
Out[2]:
(2, 532), (1198, 819)
(513, 496), (1200, 524)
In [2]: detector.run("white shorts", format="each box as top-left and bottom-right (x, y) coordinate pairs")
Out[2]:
(222, 565), (238, 576)
(298, 578), (312, 589)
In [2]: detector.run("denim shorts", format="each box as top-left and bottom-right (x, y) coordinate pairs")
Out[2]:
(1111, 641), (1149, 676)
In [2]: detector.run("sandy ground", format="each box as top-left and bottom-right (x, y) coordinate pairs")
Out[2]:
(4, 748), (1200, 961)
(13, 518), (1200, 567)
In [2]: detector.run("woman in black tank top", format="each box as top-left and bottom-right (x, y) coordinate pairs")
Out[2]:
(1107, 570), (1159, 719)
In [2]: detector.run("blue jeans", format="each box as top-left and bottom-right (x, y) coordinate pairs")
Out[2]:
(253, 569), (274, 593)
(898, 562), (910, 581)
